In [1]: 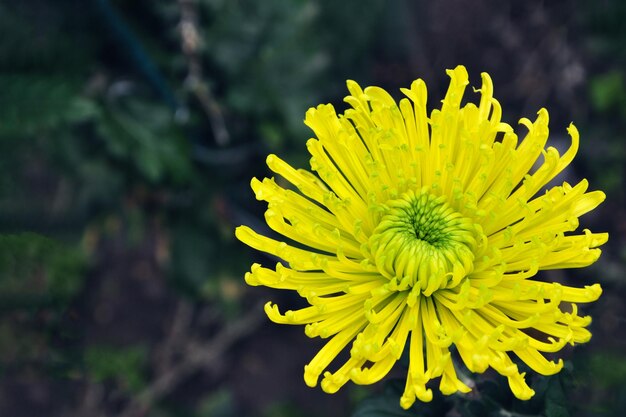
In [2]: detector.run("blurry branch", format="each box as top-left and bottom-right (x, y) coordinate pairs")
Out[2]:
(117, 301), (265, 417)
(178, 0), (230, 146)
(93, 0), (182, 113)
(153, 300), (194, 376)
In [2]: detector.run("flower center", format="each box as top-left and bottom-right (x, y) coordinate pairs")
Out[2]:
(368, 188), (480, 296)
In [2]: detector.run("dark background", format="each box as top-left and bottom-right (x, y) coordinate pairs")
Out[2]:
(0, 0), (624, 416)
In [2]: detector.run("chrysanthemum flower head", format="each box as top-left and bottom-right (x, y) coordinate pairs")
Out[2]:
(236, 65), (607, 409)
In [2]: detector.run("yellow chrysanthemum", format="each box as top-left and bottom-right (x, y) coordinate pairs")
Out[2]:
(235, 65), (607, 409)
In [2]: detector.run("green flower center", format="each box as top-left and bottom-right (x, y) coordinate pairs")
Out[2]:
(368, 188), (480, 296)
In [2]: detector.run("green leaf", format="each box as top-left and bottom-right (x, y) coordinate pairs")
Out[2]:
(352, 395), (418, 417)
(544, 371), (570, 417)
(352, 380), (450, 417)
(451, 366), (576, 417)
(455, 380), (505, 417)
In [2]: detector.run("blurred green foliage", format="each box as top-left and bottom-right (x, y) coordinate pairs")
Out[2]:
(586, 352), (626, 389)
(589, 71), (625, 113)
(0, 0), (385, 415)
(583, 2), (626, 205)
(0, 0), (624, 416)
(0, 234), (84, 305)
(84, 345), (147, 392)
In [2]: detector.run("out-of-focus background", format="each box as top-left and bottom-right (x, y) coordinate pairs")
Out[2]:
(0, 1), (624, 416)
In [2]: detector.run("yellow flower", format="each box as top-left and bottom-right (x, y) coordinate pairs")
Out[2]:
(235, 65), (607, 409)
